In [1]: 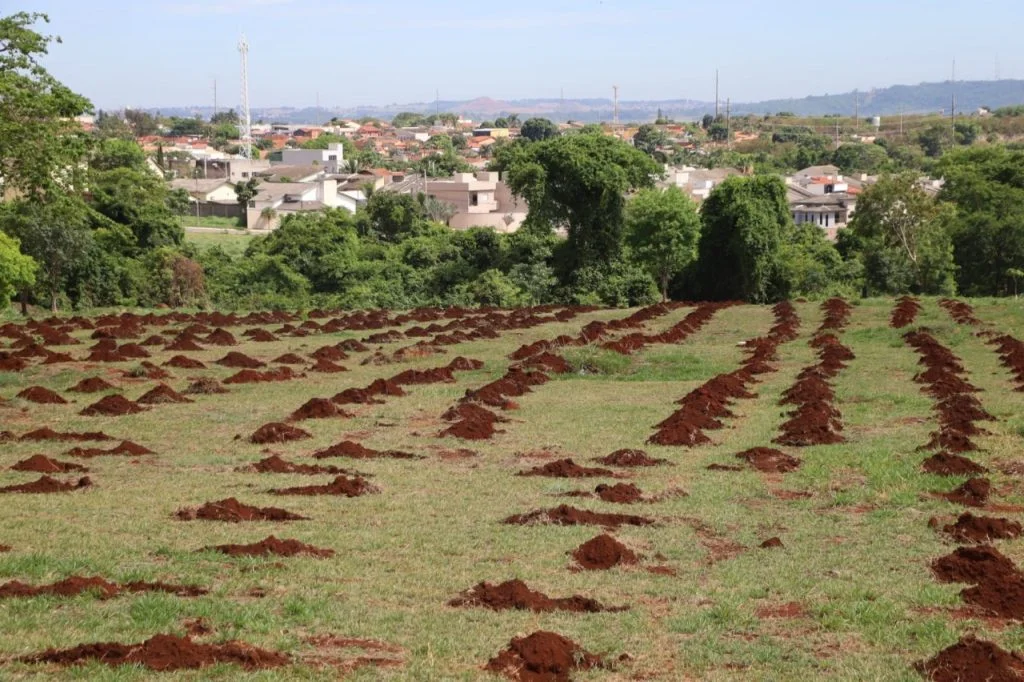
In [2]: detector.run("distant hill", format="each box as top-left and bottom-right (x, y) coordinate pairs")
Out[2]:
(146, 79), (1024, 124)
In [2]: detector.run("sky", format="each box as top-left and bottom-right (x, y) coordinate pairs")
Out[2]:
(16, 0), (1024, 110)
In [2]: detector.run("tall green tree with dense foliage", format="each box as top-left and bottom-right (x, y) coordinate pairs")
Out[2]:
(632, 124), (668, 158)
(362, 191), (427, 242)
(0, 232), (36, 309)
(495, 132), (660, 273)
(836, 174), (955, 295)
(519, 117), (559, 142)
(831, 142), (889, 174)
(625, 187), (700, 301)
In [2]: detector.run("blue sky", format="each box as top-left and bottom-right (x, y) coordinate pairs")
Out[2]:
(17, 0), (1024, 109)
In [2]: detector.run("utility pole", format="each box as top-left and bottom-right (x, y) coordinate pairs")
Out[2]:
(725, 98), (731, 148)
(435, 89), (439, 118)
(835, 119), (840, 150)
(715, 69), (720, 119)
(951, 59), (957, 128)
(238, 34), (252, 160)
(853, 89), (859, 128)
(213, 79), (217, 119)
(899, 106), (904, 137)
(613, 85), (619, 126)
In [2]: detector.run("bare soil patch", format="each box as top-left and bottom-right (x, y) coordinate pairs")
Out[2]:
(176, 497), (308, 522)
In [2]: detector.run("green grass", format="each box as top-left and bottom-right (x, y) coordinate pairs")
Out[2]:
(1, 298), (1024, 679)
(182, 216), (245, 229)
(185, 231), (256, 257)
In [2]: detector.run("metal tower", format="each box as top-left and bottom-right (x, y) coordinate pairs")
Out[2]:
(238, 34), (252, 160)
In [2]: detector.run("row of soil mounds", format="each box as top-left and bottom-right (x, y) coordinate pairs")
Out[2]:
(448, 579), (624, 613)
(773, 299), (854, 447)
(176, 497), (308, 522)
(890, 295), (922, 329)
(205, 535), (334, 558)
(0, 476), (93, 494)
(987, 331), (1024, 392)
(16, 381), (195, 410)
(650, 301), (799, 447)
(0, 576), (206, 599)
(930, 544), (1024, 619)
(940, 297), (981, 326)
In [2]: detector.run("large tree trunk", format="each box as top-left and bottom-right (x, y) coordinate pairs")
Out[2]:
(660, 273), (670, 303)
(19, 290), (28, 316)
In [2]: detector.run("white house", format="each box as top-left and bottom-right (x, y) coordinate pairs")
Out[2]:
(169, 177), (237, 203)
(277, 143), (345, 173)
(245, 179), (343, 231)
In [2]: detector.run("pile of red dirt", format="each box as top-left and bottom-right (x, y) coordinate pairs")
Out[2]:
(504, 505), (654, 528)
(989, 333), (1024, 390)
(0, 576), (206, 600)
(204, 328), (238, 346)
(137, 383), (193, 405)
(518, 458), (614, 478)
(289, 398), (353, 421)
(165, 334), (206, 352)
(0, 475), (92, 494)
(207, 535), (334, 558)
(485, 631), (604, 682)
(463, 368), (548, 408)
(68, 377), (116, 393)
(311, 346), (348, 362)
(442, 402), (509, 424)
(80, 394), (147, 417)
(938, 477), (991, 507)
(922, 452), (988, 476)
(940, 513), (1023, 543)
(890, 296), (922, 329)
(215, 352), (265, 369)
(572, 534), (639, 570)
(126, 361), (171, 381)
(760, 537), (785, 549)
(0, 545), (9, 553)
(66, 440), (154, 458)
(594, 449), (668, 467)
(736, 447), (801, 473)
(249, 423), (312, 444)
(338, 339), (369, 352)
(447, 356), (485, 371)
(224, 367), (300, 384)
(940, 298), (982, 326)
(245, 328), (278, 342)
(183, 378), (228, 395)
(85, 348), (129, 362)
(594, 483), (643, 504)
(312, 441), (417, 460)
(11, 455), (87, 474)
(389, 366), (456, 385)
(176, 497), (308, 522)
(20, 428), (113, 442)
(932, 545), (1024, 618)
(309, 358), (348, 373)
(916, 636), (1024, 682)
(517, 352), (570, 374)
(271, 475), (378, 497)
(818, 297), (853, 332)
(449, 579), (616, 613)
(273, 353), (306, 365)
(439, 415), (501, 440)
(20, 633), (289, 671)
(240, 455), (359, 476)
(16, 386), (68, 404)
(164, 355), (207, 369)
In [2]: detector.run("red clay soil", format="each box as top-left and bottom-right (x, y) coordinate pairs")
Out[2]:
(16, 386), (68, 404)
(0, 545), (9, 553)
(0, 476), (92, 494)
(891, 296), (922, 329)
(595, 483), (643, 504)
(595, 449), (669, 467)
(485, 631), (604, 682)
(224, 367), (301, 384)
(20, 428), (113, 442)
(164, 355), (207, 369)
(204, 328), (238, 346)
(66, 440), (154, 458)
(648, 420), (712, 447)
(239, 455), (359, 476)
(12, 455), (87, 474)
(137, 383), (193, 405)
(736, 447), (802, 473)
(20, 633), (289, 672)
(572, 534), (639, 570)
(440, 417), (501, 440)
(942, 513), (1023, 543)
(916, 636), (1024, 682)
(69, 377), (116, 393)
(939, 477), (991, 507)
(0, 576), (206, 600)
(449, 579), (616, 613)
(165, 334), (206, 352)
(80, 394), (147, 417)
(273, 353), (306, 365)
(338, 339), (370, 352)
(505, 505), (654, 528)
(922, 453), (988, 476)
(311, 441), (418, 460)
(271, 475), (378, 497)
(289, 398), (353, 421)
(760, 537), (785, 549)
(390, 367), (456, 385)
(311, 346), (348, 362)
(176, 497), (308, 522)
(183, 378), (228, 395)
(932, 545), (1018, 586)
(207, 535), (334, 558)
(246, 329), (279, 342)
(216, 352), (265, 369)
(249, 422), (312, 444)
(448, 356), (485, 371)
(442, 403), (509, 423)
(518, 459), (614, 478)
(309, 358), (348, 373)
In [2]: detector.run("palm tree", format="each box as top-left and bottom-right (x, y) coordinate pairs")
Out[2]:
(259, 207), (277, 229)
(506, 113), (521, 129)
(423, 196), (457, 225)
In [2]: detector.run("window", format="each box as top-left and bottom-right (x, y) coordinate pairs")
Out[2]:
(248, 200), (256, 208)
(241, 172), (249, 178)
(471, 193), (479, 206)
(328, 155), (337, 161)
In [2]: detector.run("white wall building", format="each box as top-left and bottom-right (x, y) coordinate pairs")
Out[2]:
(277, 143), (345, 173)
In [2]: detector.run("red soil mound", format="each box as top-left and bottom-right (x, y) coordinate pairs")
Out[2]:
(137, 383), (193, 405)
(442, 402), (509, 423)
(760, 537), (785, 549)
(519, 458), (614, 478)
(0, 475), (92, 494)
(271, 475), (378, 497)
(16, 386), (67, 404)
(572, 534), (639, 570)
(311, 441), (418, 460)
(595, 449), (668, 467)
(449, 579), (615, 613)
(390, 367), (456, 385)
(164, 355), (207, 369)
(932, 545), (1017, 586)
(183, 378), (228, 395)
(648, 421), (711, 446)
(890, 296), (922, 329)
(289, 398), (353, 421)
(273, 353), (306, 365)
(440, 417), (500, 440)
(207, 535), (334, 558)
(922, 452), (987, 476)
(20, 428), (113, 442)
(224, 367), (300, 384)
(66, 440), (154, 458)
(176, 497), (308, 522)
(69, 377), (116, 393)
(915, 636), (1024, 682)
(80, 394), (147, 417)
(311, 346), (348, 362)
(505, 505), (654, 528)
(595, 483), (643, 504)
(240, 455), (358, 476)
(309, 358), (348, 373)
(485, 631), (604, 682)
(0, 576), (206, 600)
(447, 356), (485, 371)
(216, 352), (265, 369)
(0, 545), (9, 553)
(249, 423), (312, 444)
(20, 633), (288, 671)
(11, 455), (87, 474)
(942, 513), (1023, 543)
(165, 336), (206, 352)
(520, 352), (571, 374)
(939, 477), (991, 507)
(204, 328), (238, 346)
(246, 329), (278, 342)
(736, 447), (801, 473)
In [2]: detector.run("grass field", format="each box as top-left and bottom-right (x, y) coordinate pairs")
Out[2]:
(2, 298), (1024, 679)
(185, 231), (257, 258)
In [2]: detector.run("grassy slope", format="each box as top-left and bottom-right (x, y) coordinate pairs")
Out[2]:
(0, 299), (1023, 680)
(184, 231), (256, 258)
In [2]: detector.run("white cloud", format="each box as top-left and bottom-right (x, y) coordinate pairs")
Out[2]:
(164, 0), (295, 16)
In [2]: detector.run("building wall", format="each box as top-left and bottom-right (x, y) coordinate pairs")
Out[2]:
(278, 144), (344, 173)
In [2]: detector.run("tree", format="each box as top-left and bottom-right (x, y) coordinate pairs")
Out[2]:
(248, 209), (360, 292)
(168, 116), (207, 137)
(392, 112), (426, 128)
(94, 110), (133, 140)
(90, 138), (148, 172)
(918, 124), (953, 157)
(625, 187), (701, 301)
(632, 124), (668, 157)
(497, 132), (661, 274)
(707, 121), (730, 142)
(124, 108), (160, 136)
(519, 118), (559, 143)
(837, 174), (955, 295)
(832, 143), (889, 174)
(493, 117), (509, 129)
(0, 12), (92, 197)
(0, 232), (36, 310)
(421, 196), (457, 225)
(89, 166), (183, 249)
(235, 178), (260, 209)
(210, 109), (239, 125)
(954, 121), (980, 146)
(364, 191), (426, 242)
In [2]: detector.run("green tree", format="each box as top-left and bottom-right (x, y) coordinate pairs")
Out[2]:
(363, 191), (426, 242)
(954, 121), (980, 146)
(625, 187), (700, 301)
(707, 121), (730, 142)
(94, 110), (133, 140)
(234, 177), (260, 210)
(831, 143), (889, 174)
(89, 166), (183, 250)
(124, 108), (160, 136)
(392, 112), (426, 128)
(0, 232), (36, 310)
(168, 116), (207, 137)
(497, 132), (660, 274)
(918, 124), (953, 157)
(632, 124), (668, 157)
(519, 117), (559, 142)
(90, 138), (147, 172)
(210, 109), (239, 125)
(247, 209), (360, 292)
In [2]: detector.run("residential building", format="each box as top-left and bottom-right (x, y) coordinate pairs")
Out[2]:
(420, 171), (526, 232)
(169, 177), (237, 202)
(472, 127), (510, 139)
(245, 179), (343, 231)
(277, 143), (345, 173)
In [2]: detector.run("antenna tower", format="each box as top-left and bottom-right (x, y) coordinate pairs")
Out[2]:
(613, 85), (619, 126)
(238, 34), (252, 160)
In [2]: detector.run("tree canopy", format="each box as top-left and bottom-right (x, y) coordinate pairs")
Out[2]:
(625, 187), (700, 301)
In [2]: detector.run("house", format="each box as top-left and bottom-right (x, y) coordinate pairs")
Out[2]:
(471, 127), (510, 139)
(786, 182), (856, 240)
(276, 143), (345, 173)
(419, 171), (527, 233)
(245, 179), (344, 230)
(659, 166), (744, 202)
(357, 125), (382, 138)
(169, 177), (237, 203)
(258, 164), (325, 183)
